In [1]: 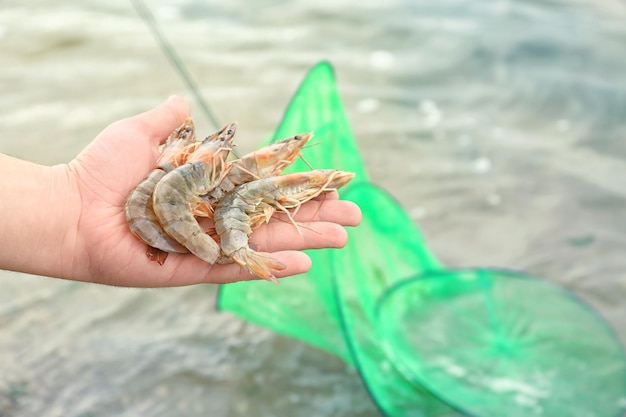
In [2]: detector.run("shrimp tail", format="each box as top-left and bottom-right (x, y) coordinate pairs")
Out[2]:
(146, 246), (169, 265)
(231, 248), (286, 284)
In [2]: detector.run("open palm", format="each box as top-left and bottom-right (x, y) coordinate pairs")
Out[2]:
(65, 96), (361, 287)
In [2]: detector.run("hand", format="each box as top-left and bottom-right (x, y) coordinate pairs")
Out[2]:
(63, 96), (361, 287)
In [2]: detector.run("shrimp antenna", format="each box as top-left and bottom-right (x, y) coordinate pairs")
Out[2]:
(298, 153), (315, 170)
(298, 142), (323, 170)
(270, 215), (321, 236)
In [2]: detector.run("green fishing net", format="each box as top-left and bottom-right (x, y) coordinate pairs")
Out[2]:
(217, 61), (626, 417)
(218, 61), (371, 364)
(376, 269), (626, 417)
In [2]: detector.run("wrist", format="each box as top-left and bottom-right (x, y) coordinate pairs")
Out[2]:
(45, 163), (82, 280)
(0, 154), (81, 279)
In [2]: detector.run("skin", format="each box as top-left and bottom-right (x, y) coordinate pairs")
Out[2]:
(0, 95), (362, 287)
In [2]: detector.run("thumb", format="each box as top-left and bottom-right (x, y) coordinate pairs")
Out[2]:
(134, 95), (191, 146)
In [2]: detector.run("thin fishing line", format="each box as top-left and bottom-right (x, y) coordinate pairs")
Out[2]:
(129, 0), (221, 129)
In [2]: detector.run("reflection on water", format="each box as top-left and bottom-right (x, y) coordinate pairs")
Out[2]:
(1, 0), (626, 416)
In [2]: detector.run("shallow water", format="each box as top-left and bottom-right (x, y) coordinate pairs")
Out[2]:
(1, 0), (626, 416)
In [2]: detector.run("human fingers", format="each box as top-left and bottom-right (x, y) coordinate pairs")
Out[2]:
(199, 250), (313, 284)
(250, 220), (348, 253)
(312, 190), (339, 201)
(131, 250), (312, 286)
(86, 96), (192, 190)
(270, 198), (362, 226)
(132, 95), (191, 147)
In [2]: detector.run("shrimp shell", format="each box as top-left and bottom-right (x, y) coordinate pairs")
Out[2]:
(213, 169), (355, 281)
(194, 132), (312, 217)
(125, 117), (197, 257)
(152, 122), (236, 265)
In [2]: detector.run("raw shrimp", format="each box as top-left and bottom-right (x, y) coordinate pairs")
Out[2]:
(193, 133), (312, 217)
(125, 117), (198, 261)
(213, 169), (355, 282)
(152, 122), (236, 265)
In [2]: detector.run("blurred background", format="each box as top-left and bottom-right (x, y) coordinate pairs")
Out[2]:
(1, 0), (626, 416)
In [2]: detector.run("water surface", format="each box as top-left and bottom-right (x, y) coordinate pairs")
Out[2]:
(1, 1), (626, 415)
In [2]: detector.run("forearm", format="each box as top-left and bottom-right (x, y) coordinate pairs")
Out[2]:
(0, 152), (80, 279)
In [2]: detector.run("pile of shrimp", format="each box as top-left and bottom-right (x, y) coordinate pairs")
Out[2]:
(125, 118), (354, 282)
